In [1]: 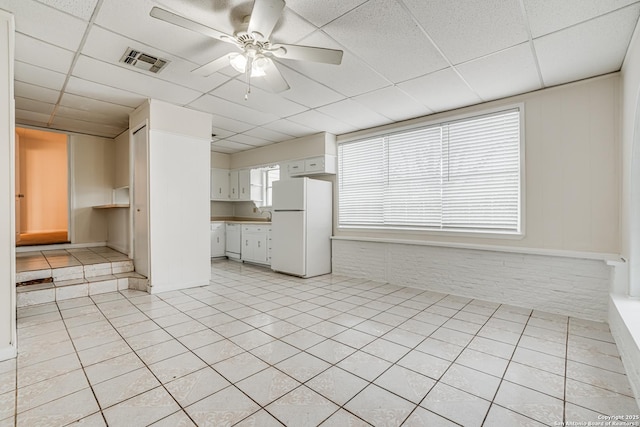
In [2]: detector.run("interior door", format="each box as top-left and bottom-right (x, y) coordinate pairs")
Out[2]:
(133, 125), (149, 278)
(14, 131), (20, 243)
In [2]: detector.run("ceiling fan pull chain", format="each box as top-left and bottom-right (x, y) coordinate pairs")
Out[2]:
(244, 56), (254, 101)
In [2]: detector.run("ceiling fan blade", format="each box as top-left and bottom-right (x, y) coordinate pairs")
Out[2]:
(269, 43), (343, 65)
(262, 60), (290, 93)
(150, 7), (237, 45)
(247, 0), (285, 41)
(192, 54), (234, 77)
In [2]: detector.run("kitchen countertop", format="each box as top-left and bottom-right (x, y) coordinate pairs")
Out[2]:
(211, 217), (271, 224)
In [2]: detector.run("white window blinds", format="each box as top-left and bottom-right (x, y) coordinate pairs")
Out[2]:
(338, 108), (522, 234)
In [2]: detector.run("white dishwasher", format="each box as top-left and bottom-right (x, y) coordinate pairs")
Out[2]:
(225, 223), (241, 260)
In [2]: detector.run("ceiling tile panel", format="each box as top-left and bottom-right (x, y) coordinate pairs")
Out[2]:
(287, 110), (356, 134)
(524, 0), (639, 38)
(267, 8), (319, 44)
(208, 114), (255, 137)
(213, 140), (256, 152)
(397, 68), (483, 113)
(534, 4), (640, 87)
(403, 0), (529, 65)
(50, 116), (124, 138)
(60, 93), (134, 118)
(226, 134), (272, 147)
(35, 0), (100, 20)
(353, 86), (433, 122)
(211, 79), (308, 117)
(244, 127), (294, 142)
(15, 97), (55, 116)
(317, 99), (392, 129)
(262, 119), (318, 138)
(323, 0), (448, 83)
(457, 43), (542, 101)
(257, 65), (345, 108)
(72, 55), (202, 105)
(14, 34), (74, 74)
(283, 31), (391, 97)
(285, 0), (368, 27)
(14, 61), (66, 90)
(15, 110), (53, 127)
(3, 0), (88, 50)
(65, 77), (146, 109)
(188, 94), (280, 126)
(210, 144), (238, 154)
(14, 81), (61, 104)
(55, 105), (129, 128)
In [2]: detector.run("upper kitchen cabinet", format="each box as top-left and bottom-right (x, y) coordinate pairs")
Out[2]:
(285, 155), (337, 177)
(230, 169), (250, 201)
(211, 168), (229, 200)
(211, 166), (278, 205)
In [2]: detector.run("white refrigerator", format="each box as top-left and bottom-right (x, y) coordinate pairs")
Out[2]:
(271, 177), (332, 278)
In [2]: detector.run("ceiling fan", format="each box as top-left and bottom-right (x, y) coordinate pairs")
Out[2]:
(150, 0), (344, 97)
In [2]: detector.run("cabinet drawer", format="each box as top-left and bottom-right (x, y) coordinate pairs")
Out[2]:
(288, 160), (305, 175)
(304, 157), (325, 173)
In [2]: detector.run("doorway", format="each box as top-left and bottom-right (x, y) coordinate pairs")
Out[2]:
(15, 127), (69, 246)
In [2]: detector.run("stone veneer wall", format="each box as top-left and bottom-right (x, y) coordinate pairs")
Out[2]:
(332, 239), (611, 322)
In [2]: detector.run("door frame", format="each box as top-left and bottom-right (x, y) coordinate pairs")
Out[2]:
(131, 121), (150, 279)
(15, 126), (72, 244)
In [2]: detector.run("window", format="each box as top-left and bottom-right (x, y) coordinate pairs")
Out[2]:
(338, 107), (522, 234)
(251, 165), (279, 207)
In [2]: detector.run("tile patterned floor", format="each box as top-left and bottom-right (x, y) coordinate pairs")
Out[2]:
(2, 259), (639, 426)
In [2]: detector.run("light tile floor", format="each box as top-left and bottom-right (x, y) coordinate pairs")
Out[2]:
(2, 259), (639, 426)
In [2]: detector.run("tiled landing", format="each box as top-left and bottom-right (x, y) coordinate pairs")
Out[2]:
(1, 259), (637, 426)
(16, 247), (146, 307)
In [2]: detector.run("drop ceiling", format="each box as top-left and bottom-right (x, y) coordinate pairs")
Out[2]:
(3, 0), (639, 154)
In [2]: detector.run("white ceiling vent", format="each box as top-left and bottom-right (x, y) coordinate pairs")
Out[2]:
(119, 48), (169, 73)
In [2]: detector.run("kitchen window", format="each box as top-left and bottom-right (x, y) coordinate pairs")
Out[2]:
(337, 107), (523, 235)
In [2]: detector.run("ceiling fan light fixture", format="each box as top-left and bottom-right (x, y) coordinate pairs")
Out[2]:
(251, 55), (269, 77)
(229, 52), (247, 73)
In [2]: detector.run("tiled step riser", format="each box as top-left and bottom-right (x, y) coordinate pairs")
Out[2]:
(16, 275), (149, 308)
(16, 260), (134, 283)
(16, 259), (142, 308)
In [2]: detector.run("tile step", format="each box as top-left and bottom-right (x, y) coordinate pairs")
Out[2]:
(16, 272), (148, 308)
(16, 260), (134, 284)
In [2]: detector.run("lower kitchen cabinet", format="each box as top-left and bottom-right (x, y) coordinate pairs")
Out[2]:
(211, 222), (226, 257)
(241, 225), (270, 265)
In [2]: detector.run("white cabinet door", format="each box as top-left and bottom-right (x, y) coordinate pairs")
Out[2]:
(211, 168), (229, 200)
(229, 170), (239, 200)
(238, 169), (251, 201)
(241, 225), (269, 264)
(211, 222), (225, 257)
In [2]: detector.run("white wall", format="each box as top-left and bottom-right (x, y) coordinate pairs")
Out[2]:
(332, 75), (620, 324)
(336, 75), (620, 256)
(70, 134), (114, 244)
(131, 99), (212, 293)
(611, 17), (640, 409)
(0, 10), (16, 360)
(333, 239), (610, 321)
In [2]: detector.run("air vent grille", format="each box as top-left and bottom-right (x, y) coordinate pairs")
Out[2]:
(119, 48), (169, 74)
